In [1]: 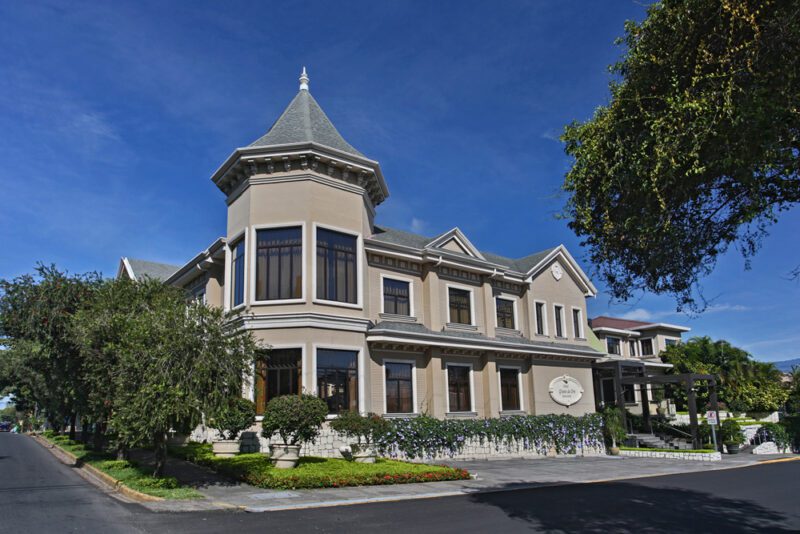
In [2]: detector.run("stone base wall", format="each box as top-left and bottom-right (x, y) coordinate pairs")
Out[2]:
(189, 422), (606, 462)
(751, 441), (791, 455)
(620, 449), (721, 461)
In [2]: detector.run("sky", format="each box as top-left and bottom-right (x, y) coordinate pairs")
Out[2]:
(0, 1), (797, 363)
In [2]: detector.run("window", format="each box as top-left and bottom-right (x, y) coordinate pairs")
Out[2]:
(448, 288), (472, 325)
(629, 340), (637, 357)
(499, 368), (521, 411)
(535, 302), (546, 335)
(256, 227), (302, 301)
(665, 339), (678, 347)
(447, 365), (472, 412)
(383, 278), (411, 316)
(385, 362), (413, 414)
(554, 305), (565, 337)
(572, 308), (583, 338)
(316, 228), (358, 304)
(316, 348), (358, 414)
(231, 239), (245, 307)
(623, 384), (636, 404)
(254, 349), (301, 415)
(601, 378), (616, 404)
(640, 338), (654, 356)
(495, 298), (515, 329)
(607, 336), (621, 355)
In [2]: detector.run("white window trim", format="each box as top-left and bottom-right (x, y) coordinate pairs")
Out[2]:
(494, 296), (518, 330)
(640, 337), (655, 356)
(250, 222), (307, 306)
(553, 303), (566, 338)
(379, 273), (415, 318)
(570, 306), (584, 339)
(629, 339), (638, 357)
(311, 222), (364, 310)
(497, 364), (524, 412)
(227, 228), (248, 311)
(606, 335), (622, 355)
(251, 344), (306, 422)
(382, 358), (418, 415)
(312, 343), (365, 417)
(445, 362), (475, 413)
(445, 283), (476, 326)
(533, 299), (548, 336)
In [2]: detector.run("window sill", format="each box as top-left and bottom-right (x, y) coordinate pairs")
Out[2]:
(495, 327), (522, 337)
(500, 410), (526, 416)
(534, 333), (550, 339)
(313, 298), (362, 310)
(445, 411), (478, 419)
(575, 337), (587, 341)
(251, 298), (306, 306)
(382, 412), (418, 419)
(445, 323), (478, 332)
(379, 313), (417, 323)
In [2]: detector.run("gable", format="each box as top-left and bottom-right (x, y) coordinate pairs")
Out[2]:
(440, 238), (472, 256)
(425, 228), (485, 260)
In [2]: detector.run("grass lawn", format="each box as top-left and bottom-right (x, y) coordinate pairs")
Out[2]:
(42, 432), (203, 499)
(170, 442), (471, 490)
(620, 446), (717, 453)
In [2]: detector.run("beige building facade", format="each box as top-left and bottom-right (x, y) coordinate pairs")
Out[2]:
(119, 70), (605, 423)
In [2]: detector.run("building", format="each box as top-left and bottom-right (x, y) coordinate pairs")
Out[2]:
(118, 70), (606, 427)
(589, 316), (689, 415)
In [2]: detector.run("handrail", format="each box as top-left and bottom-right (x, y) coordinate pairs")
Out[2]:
(652, 419), (692, 439)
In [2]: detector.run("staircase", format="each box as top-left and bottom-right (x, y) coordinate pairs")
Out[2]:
(630, 433), (694, 450)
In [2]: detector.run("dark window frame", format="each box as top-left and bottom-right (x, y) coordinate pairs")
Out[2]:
(640, 338), (654, 356)
(607, 336), (622, 355)
(629, 340), (638, 357)
(535, 301), (546, 335)
(448, 287), (472, 325)
(384, 361), (414, 414)
(254, 348), (302, 416)
(255, 226), (303, 302)
(447, 364), (472, 413)
(495, 298), (516, 330)
(382, 277), (411, 316)
(554, 305), (564, 337)
(316, 348), (359, 415)
(499, 367), (521, 411)
(231, 238), (245, 308)
(316, 227), (359, 305)
(572, 308), (583, 338)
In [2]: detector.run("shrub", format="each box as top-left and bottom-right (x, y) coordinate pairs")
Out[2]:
(721, 419), (745, 446)
(602, 407), (627, 448)
(261, 394), (328, 445)
(209, 397), (256, 440)
(756, 423), (791, 450)
(330, 411), (390, 445)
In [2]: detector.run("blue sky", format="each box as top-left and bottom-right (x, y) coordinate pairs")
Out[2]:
(1, 1), (797, 363)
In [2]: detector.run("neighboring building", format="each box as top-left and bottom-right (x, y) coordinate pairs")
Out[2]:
(589, 316), (689, 414)
(118, 70), (605, 424)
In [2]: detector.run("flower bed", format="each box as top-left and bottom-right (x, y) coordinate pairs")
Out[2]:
(170, 443), (470, 489)
(42, 432), (202, 499)
(374, 414), (604, 460)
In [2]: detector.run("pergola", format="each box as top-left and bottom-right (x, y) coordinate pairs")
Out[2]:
(594, 360), (720, 450)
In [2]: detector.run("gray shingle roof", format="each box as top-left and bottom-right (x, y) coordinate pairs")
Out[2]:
(369, 225), (556, 273)
(126, 259), (181, 281)
(249, 90), (364, 158)
(369, 321), (601, 357)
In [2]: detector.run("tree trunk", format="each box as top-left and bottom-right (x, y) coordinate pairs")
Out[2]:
(68, 413), (77, 441)
(92, 420), (104, 452)
(153, 431), (167, 478)
(116, 444), (128, 461)
(80, 418), (89, 443)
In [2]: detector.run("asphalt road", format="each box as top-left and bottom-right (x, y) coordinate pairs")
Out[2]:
(2, 432), (798, 533)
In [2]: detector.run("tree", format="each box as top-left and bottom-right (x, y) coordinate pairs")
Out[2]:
(0, 265), (101, 436)
(661, 337), (788, 412)
(102, 279), (259, 476)
(562, 0), (800, 311)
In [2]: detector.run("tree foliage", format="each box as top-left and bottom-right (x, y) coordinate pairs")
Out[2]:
(562, 0), (800, 310)
(661, 336), (788, 412)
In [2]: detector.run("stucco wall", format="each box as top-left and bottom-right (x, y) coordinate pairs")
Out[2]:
(530, 360), (596, 416)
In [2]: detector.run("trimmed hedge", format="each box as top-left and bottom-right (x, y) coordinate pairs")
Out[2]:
(170, 443), (470, 489)
(374, 413), (604, 459)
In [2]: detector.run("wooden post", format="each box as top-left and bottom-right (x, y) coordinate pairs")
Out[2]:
(686, 380), (699, 449)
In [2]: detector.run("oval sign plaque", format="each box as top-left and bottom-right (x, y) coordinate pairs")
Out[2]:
(548, 375), (584, 407)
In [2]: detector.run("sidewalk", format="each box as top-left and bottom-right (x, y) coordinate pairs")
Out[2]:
(140, 452), (799, 513)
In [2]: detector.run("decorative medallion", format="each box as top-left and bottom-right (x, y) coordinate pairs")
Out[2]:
(548, 375), (584, 407)
(550, 262), (563, 281)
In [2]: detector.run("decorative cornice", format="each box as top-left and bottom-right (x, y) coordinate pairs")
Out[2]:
(231, 312), (372, 333)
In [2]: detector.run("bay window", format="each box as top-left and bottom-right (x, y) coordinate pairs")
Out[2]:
(256, 226), (302, 301)
(254, 348), (301, 415)
(316, 228), (358, 304)
(316, 348), (359, 414)
(231, 238), (245, 307)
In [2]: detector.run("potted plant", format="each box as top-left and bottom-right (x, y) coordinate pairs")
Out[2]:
(602, 407), (627, 455)
(261, 394), (328, 468)
(209, 397), (256, 457)
(721, 419), (745, 454)
(330, 411), (389, 463)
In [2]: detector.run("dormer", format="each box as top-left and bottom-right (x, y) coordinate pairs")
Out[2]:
(425, 228), (486, 260)
(210, 68), (389, 210)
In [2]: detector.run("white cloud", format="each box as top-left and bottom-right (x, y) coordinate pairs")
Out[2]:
(410, 217), (427, 234)
(705, 303), (749, 314)
(618, 303), (749, 322)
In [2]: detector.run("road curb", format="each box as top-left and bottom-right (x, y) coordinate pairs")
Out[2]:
(29, 434), (164, 503)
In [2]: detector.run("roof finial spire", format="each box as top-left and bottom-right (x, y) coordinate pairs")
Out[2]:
(299, 66), (309, 91)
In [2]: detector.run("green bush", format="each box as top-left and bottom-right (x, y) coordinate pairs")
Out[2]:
(602, 408), (627, 448)
(721, 419), (745, 446)
(261, 394), (328, 445)
(209, 397), (256, 440)
(330, 411), (389, 445)
(757, 423), (791, 450)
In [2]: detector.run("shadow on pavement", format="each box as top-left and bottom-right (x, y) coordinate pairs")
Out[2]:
(469, 480), (795, 533)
